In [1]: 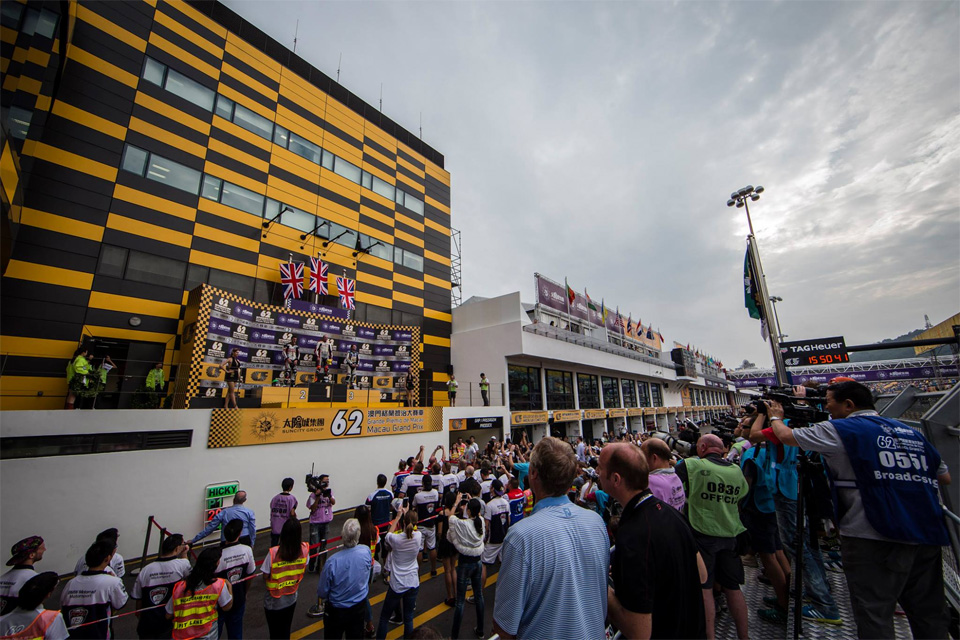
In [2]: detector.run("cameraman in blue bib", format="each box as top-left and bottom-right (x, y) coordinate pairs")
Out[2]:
(767, 380), (951, 639)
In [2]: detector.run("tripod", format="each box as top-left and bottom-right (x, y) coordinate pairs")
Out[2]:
(792, 452), (829, 639)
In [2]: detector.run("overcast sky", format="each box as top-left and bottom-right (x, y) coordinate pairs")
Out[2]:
(226, 0), (959, 369)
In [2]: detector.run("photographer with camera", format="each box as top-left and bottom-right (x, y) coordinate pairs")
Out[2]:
(745, 397), (841, 627)
(306, 475), (335, 576)
(767, 380), (951, 640)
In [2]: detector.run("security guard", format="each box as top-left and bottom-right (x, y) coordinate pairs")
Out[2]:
(479, 373), (490, 406)
(768, 380), (951, 640)
(676, 433), (749, 640)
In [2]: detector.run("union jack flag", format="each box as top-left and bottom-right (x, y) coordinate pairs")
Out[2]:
(336, 276), (356, 310)
(279, 261), (304, 300)
(309, 256), (328, 295)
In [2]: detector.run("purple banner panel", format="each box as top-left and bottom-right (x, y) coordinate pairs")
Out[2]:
(733, 365), (959, 388)
(288, 299), (349, 319)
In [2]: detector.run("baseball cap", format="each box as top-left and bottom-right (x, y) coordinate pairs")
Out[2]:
(829, 376), (856, 384)
(7, 536), (43, 566)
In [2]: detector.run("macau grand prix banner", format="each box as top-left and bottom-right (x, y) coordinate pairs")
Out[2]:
(172, 285), (420, 408)
(207, 407), (442, 448)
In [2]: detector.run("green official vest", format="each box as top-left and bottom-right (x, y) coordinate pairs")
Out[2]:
(684, 456), (748, 538)
(480, 378), (489, 391)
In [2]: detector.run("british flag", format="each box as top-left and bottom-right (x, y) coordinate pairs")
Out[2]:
(279, 261), (304, 300)
(309, 256), (328, 295)
(336, 275), (356, 309)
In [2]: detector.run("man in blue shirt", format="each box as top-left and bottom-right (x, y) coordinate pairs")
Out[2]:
(190, 491), (257, 547)
(318, 519), (371, 640)
(366, 474), (394, 562)
(494, 437), (609, 640)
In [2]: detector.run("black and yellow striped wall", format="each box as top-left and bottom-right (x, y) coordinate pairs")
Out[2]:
(0, 0), (453, 410)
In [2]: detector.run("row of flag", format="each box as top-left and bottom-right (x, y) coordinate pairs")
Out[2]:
(564, 278), (665, 343)
(279, 257), (355, 309)
(674, 341), (725, 370)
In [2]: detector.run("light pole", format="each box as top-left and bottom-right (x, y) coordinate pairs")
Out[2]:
(727, 185), (789, 385)
(770, 295), (785, 341)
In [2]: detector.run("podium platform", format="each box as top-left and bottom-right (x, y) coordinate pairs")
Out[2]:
(261, 385), (401, 408)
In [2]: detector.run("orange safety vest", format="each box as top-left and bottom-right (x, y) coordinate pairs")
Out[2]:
(0, 609), (60, 640)
(264, 542), (309, 598)
(170, 579), (227, 640)
(523, 489), (534, 517)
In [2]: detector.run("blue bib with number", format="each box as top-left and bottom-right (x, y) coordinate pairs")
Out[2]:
(831, 415), (948, 546)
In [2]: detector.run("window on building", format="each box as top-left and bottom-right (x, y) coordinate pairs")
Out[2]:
(185, 264), (209, 292)
(508, 365), (541, 411)
(651, 383), (663, 407)
(621, 379), (637, 408)
(395, 190), (424, 216)
(371, 175), (395, 200)
(602, 376), (620, 408)
(232, 103), (273, 141)
(0, 2), (23, 28)
(164, 68), (216, 112)
(637, 381), (650, 407)
(97, 245), (128, 279)
(125, 250), (187, 289)
(120, 145), (149, 177)
(273, 203), (314, 233)
(358, 233), (394, 261)
(149, 154), (201, 194)
(333, 157), (362, 184)
(321, 149), (335, 171)
(208, 269), (255, 299)
(200, 175), (222, 201)
(327, 222), (357, 249)
(219, 181), (264, 216)
(287, 132), (322, 165)
(215, 94), (235, 121)
(577, 373), (600, 409)
(365, 304), (392, 325)
(394, 248), (423, 272)
(33, 8), (58, 38)
(545, 369), (574, 410)
(7, 106), (32, 140)
(273, 125), (289, 148)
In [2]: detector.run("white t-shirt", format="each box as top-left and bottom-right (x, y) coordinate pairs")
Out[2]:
(60, 572), (128, 639)
(399, 474), (423, 497)
(0, 567), (37, 616)
(74, 552), (125, 578)
(0, 607), (69, 640)
(131, 558), (191, 602)
(216, 544), (257, 585)
(384, 531), (423, 593)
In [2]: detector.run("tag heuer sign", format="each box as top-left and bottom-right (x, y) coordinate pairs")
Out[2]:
(779, 336), (849, 366)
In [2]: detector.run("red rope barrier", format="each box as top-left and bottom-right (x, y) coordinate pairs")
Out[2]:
(66, 511), (441, 631)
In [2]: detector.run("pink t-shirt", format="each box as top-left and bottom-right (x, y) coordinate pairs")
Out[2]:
(307, 492), (334, 524)
(648, 469), (686, 511)
(269, 493), (298, 534)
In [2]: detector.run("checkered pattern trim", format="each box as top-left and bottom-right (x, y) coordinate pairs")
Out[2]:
(207, 409), (242, 449)
(183, 285), (422, 406)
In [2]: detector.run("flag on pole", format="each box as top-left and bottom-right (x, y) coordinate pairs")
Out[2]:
(615, 307), (623, 329)
(565, 278), (576, 305)
(336, 275), (356, 309)
(626, 315), (633, 334)
(658, 328), (665, 342)
(309, 256), (328, 295)
(279, 261), (304, 300)
(600, 299), (607, 323)
(585, 288), (597, 312)
(743, 241), (769, 340)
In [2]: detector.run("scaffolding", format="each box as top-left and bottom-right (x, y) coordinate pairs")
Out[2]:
(451, 227), (462, 308)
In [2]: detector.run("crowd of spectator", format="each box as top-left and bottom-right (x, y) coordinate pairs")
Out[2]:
(2, 379), (953, 639)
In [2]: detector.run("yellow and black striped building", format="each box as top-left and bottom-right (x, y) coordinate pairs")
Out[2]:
(0, 0), (453, 410)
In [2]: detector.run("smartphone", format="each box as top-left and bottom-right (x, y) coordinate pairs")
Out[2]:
(402, 498), (409, 509)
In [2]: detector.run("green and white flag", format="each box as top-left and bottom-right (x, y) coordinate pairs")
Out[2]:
(743, 241), (769, 341)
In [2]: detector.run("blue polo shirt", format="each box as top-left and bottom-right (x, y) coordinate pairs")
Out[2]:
(512, 463), (530, 488)
(494, 495), (609, 639)
(317, 545), (371, 608)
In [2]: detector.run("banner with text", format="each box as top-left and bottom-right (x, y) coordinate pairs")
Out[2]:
(208, 407), (443, 448)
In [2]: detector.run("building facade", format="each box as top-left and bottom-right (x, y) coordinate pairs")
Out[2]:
(451, 292), (740, 443)
(1, 0), (453, 409)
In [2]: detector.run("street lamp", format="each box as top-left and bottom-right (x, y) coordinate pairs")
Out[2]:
(727, 185), (788, 385)
(769, 295), (785, 342)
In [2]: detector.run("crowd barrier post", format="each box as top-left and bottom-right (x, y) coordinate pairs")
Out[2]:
(132, 515), (155, 576)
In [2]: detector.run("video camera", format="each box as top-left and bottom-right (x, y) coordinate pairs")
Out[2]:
(305, 464), (330, 495)
(743, 385), (828, 425)
(650, 431), (693, 458)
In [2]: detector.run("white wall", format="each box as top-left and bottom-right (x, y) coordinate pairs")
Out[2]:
(451, 292), (525, 392)
(0, 409), (451, 575)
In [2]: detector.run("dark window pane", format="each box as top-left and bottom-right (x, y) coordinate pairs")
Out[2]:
(366, 304), (391, 325)
(208, 269), (254, 298)
(121, 145), (148, 177)
(125, 251), (186, 289)
(220, 181), (264, 216)
(509, 365), (541, 411)
(146, 154), (201, 194)
(602, 376), (620, 408)
(164, 68), (215, 111)
(577, 373), (600, 409)
(185, 264), (209, 292)
(97, 245), (127, 278)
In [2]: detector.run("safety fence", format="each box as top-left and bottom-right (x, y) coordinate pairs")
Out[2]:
(66, 509), (440, 633)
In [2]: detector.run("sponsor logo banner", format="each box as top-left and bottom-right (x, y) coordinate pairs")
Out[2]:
(626, 408), (644, 417)
(608, 408), (627, 418)
(207, 407), (443, 448)
(552, 410), (582, 422)
(510, 411), (549, 426)
(583, 409), (607, 420)
(732, 365), (959, 388)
